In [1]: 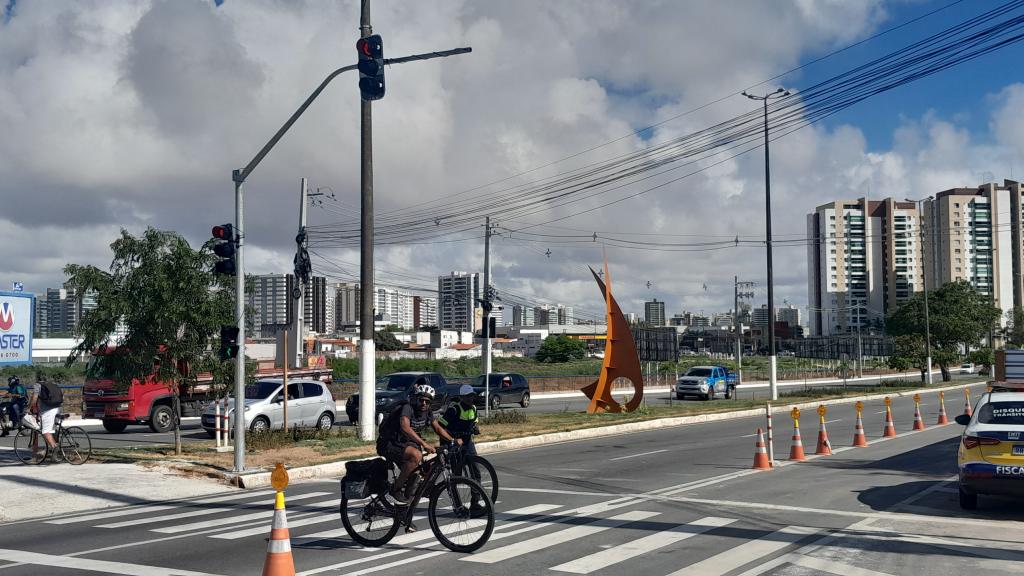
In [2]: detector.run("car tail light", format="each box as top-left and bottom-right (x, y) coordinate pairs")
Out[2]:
(963, 436), (1001, 450)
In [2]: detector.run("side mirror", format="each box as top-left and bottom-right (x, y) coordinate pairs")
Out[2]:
(954, 414), (971, 426)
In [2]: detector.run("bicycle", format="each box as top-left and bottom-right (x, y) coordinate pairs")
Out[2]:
(340, 445), (494, 553)
(13, 414), (92, 465)
(445, 440), (499, 506)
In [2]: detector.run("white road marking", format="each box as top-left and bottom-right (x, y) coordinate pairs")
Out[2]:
(500, 487), (611, 497)
(550, 516), (736, 574)
(96, 491), (330, 528)
(462, 510), (660, 564)
(152, 497), (337, 533)
(788, 554), (898, 576)
(45, 489), (276, 524)
(667, 525), (820, 576)
(0, 548), (225, 576)
(609, 449), (669, 461)
(295, 549), (411, 576)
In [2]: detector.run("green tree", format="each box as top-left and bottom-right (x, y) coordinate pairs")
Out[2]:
(535, 335), (587, 363)
(65, 228), (238, 454)
(886, 280), (1001, 381)
(374, 330), (404, 351)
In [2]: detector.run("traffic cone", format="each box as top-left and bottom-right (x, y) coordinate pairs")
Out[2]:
(815, 417), (832, 455)
(789, 420), (806, 461)
(882, 407), (897, 438)
(912, 403), (926, 431)
(937, 393), (949, 425)
(964, 393), (973, 418)
(852, 412), (868, 447)
(262, 492), (295, 576)
(752, 428), (772, 470)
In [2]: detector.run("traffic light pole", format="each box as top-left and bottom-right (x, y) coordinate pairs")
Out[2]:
(358, 0), (376, 443)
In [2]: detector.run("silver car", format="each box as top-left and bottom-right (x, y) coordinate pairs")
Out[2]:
(201, 378), (336, 436)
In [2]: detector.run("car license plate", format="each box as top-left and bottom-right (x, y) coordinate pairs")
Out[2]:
(1013, 445), (1024, 456)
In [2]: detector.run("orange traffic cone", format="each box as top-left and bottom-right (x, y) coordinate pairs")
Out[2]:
(882, 406), (897, 438)
(262, 492), (295, 576)
(753, 428), (772, 470)
(852, 412), (868, 447)
(789, 419), (806, 461)
(964, 391), (973, 418)
(912, 403), (926, 431)
(815, 416), (832, 455)
(937, 392), (949, 425)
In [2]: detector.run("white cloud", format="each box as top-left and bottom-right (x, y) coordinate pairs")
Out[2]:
(1, 0), (1021, 323)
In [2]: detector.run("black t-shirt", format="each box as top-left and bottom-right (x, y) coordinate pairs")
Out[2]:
(381, 402), (434, 444)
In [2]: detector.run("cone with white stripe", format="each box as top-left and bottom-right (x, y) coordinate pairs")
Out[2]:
(815, 411), (832, 456)
(963, 389), (973, 418)
(882, 397), (897, 438)
(789, 411), (806, 462)
(937, 391), (949, 425)
(912, 396), (926, 431)
(852, 411), (868, 447)
(262, 491), (295, 576)
(752, 428), (772, 470)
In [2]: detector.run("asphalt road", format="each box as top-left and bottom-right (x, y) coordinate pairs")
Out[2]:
(2, 381), (1021, 575)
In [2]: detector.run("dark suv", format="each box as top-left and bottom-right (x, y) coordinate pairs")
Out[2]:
(345, 372), (450, 425)
(472, 373), (530, 410)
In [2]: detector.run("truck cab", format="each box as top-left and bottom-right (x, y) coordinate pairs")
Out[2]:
(675, 365), (735, 401)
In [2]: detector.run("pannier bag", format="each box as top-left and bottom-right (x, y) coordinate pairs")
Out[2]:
(342, 457), (388, 499)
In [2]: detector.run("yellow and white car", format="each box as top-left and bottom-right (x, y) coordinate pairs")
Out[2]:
(956, 386), (1024, 509)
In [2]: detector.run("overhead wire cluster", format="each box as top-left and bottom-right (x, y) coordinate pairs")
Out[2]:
(305, 1), (1024, 252)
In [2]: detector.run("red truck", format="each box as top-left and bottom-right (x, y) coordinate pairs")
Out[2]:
(82, 354), (331, 433)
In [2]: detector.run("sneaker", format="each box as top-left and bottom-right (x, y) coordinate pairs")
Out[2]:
(50, 450), (64, 463)
(404, 521), (417, 534)
(388, 487), (407, 505)
(469, 503), (487, 518)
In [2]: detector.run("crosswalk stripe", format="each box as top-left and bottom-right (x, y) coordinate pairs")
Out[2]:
(462, 510), (660, 564)
(45, 490), (277, 525)
(788, 554), (898, 576)
(152, 498), (337, 534)
(550, 516), (737, 574)
(668, 526), (820, 576)
(97, 492), (331, 529)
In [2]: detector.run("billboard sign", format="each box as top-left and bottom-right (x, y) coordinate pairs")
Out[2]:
(0, 291), (33, 365)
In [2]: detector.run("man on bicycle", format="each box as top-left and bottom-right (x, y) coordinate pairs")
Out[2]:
(2, 376), (28, 436)
(376, 381), (454, 504)
(29, 375), (62, 459)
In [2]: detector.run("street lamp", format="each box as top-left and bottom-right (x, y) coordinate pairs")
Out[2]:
(743, 87), (790, 401)
(906, 196), (934, 385)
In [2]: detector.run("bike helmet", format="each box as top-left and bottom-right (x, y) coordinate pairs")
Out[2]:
(412, 384), (436, 401)
(7, 376), (19, 387)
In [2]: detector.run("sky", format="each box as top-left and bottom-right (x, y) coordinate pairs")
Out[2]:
(3, 0), (1024, 324)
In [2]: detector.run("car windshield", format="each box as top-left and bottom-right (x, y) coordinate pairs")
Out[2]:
(244, 381), (280, 400)
(472, 374), (505, 387)
(977, 401), (1024, 425)
(376, 374), (421, 391)
(686, 368), (713, 377)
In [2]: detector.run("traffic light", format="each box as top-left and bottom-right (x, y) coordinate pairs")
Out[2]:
(211, 224), (236, 276)
(219, 325), (239, 361)
(356, 34), (385, 101)
(488, 317), (497, 339)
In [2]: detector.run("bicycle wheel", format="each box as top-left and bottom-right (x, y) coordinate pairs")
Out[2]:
(464, 454), (499, 505)
(340, 493), (400, 547)
(428, 476), (494, 553)
(60, 426), (92, 465)
(13, 428), (47, 465)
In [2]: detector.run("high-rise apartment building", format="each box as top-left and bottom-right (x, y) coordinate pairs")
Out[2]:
(512, 305), (535, 327)
(252, 274), (327, 336)
(412, 296), (437, 329)
(778, 305), (802, 328)
(644, 299), (666, 326)
(438, 272), (479, 332)
(376, 286), (415, 330)
(807, 198), (922, 336)
(334, 283), (360, 329)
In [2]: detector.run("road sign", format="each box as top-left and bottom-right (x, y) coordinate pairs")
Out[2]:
(11, 282), (23, 292)
(817, 405), (826, 417)
(913, 393), (921, 403)
(855, 400), (864, 413)
(791, 407), (800, 420)
(884, 396), (891, 407)
(0, 291), (33, 365)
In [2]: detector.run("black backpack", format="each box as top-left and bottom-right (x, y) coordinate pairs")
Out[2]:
(39, 382), (63, 406)
(377, 401), (409, 442)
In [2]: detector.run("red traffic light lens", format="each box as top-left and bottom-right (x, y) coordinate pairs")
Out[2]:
(212, 224), (233, 240)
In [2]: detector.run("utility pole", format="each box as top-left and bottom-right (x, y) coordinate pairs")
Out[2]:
(906, 196), (934, 385)
(482, 216), (493, 417)
(744, 87), (789, 401)
(358, 0), (377, 441)
(231, 171), (246, 473)
(294, 178), (308, 369)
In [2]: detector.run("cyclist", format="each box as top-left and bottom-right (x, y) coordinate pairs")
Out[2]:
(2, 376), (28, 436)
(439, 384), (486, 515)
(376, 381), (455, 505)
(29, 375), (62, 459)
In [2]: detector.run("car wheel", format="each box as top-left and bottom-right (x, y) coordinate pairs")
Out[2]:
(102, 419), (129, 434)
(317, 412), (334, 430)
(149, 405), (177, 433)
(725, 386), (733, 400)
(519, 392), (531, 408)
(489, 394), (501, 411)
(250, 416), (270, 434)
(958, 486), (977, 510)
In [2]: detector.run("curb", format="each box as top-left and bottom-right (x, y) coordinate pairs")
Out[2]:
(221, 379), (985, 489)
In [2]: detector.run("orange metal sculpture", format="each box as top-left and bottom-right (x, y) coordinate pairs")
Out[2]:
(580, 262), (644, 413)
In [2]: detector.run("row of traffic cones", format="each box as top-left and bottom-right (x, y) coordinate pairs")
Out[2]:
(754, 390), (971, 470)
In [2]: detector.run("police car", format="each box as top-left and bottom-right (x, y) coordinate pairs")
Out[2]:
(956, 383), (1024, 509)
